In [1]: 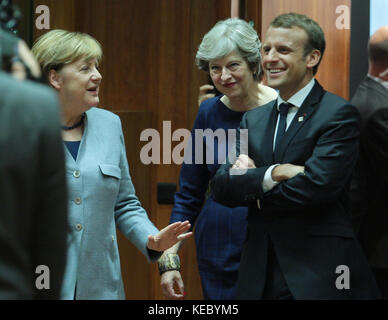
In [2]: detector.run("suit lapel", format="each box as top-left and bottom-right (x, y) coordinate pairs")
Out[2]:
(273, 81), (325, 163)
(364, 76), (388, 99)
(259, 100), (278, 165)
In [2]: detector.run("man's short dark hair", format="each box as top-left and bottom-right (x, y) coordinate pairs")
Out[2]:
(270, 13), (325, 75)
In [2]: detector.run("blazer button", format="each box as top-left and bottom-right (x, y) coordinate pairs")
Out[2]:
(73, 170), (81, 178)
(75, 224), (83, 231)
(74, 197), (82, 205)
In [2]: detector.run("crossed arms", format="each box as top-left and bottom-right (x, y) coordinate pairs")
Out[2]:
(211, 102), (361, 211)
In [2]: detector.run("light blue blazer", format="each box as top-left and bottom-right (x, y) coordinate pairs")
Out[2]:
(61, 107), (159, 300)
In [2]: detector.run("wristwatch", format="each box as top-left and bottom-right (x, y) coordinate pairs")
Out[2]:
(158, 253), (181, 275)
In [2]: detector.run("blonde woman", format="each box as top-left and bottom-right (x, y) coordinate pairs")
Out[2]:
(32, 30), (192, 300)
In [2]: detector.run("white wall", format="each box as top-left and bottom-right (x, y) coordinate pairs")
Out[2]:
(370, 0), (388, 35)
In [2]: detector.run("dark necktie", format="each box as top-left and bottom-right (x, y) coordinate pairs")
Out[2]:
(274, 102), (291, 152)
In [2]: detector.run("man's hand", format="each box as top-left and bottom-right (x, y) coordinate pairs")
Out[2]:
(147, 221), (192, 252)
(272, 163), (305, 182)
(161, 270), (185, 300)
(232, 154), (256, 169)
(198, 84), (216, 106)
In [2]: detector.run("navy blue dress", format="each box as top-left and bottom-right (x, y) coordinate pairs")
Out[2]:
(170, 96), (248, 299)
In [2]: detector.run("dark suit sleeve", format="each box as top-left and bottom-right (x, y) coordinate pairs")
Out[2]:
(211, 114), (270, 208)
(213, 103), (360, 210)
(262, 103), (360, 210)
(33, 92), (68, 299)
(351, 108), (388, 230)
(362, 108), (388, 186)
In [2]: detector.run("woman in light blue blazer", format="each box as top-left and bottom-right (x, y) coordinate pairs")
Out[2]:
(31, 30), (192, 300)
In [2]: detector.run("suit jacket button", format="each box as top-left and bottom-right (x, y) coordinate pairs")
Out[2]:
(73, 170), (81, 178)
(75, 224), (82, 231)
(74, 197), (82, 205)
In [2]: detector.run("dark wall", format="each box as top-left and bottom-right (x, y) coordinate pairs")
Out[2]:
(349, 0), (370, 99)
(12, 0), (34, 45)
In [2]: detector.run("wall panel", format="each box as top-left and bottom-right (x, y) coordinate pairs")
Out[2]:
(33, 0), (76, 38)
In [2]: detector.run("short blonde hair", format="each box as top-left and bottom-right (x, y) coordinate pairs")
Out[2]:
(31, 29), (102, 79)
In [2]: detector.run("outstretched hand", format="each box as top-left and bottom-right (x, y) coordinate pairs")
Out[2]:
(147, 221), (192, 252)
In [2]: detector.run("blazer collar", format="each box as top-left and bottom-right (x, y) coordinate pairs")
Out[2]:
(273, 80), (325, 162)
(64, 110), (91, 167)
(277, 78), (316, 109)
(364, 76), (388, 98)
(258, 100), (278, 165)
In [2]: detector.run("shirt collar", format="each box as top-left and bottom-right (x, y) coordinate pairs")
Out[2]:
(277, 78), (315, 110)
(367, 74), (388, 92)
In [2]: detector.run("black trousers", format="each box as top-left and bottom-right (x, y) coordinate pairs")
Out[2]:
(372, 268), (388, 299)
(261, 238), (294, 300)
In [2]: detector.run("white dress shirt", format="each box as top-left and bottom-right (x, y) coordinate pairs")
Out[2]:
(262, 78), (316, 193)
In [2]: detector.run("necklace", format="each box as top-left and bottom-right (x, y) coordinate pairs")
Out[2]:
(61, 113), (85, 131)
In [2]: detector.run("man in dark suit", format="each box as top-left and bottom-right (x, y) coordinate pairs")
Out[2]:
(0, 31), (68, 299)
(212, 13), (380, 299)
(350, 25), (388, 298)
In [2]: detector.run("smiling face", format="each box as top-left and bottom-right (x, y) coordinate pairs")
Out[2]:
(50, 57), (102, 111)
(208, 51), (256, 100)
(262, 26), (320, 100)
